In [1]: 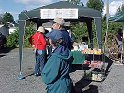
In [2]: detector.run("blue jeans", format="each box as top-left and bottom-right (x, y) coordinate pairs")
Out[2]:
(35, 50), (46, 75)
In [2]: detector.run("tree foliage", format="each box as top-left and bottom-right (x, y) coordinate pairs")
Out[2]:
(7, 22), (36, 48)
(116, 4), (124, 15)
(67, 0), (81, 5)
(24, 23), (36, 47)
(7, 28), (19, 48)
(2, 12), (14, 23)
(71, 22), (88, 42)
(70, 20), (123, 48)
(86, 0), (104, 12)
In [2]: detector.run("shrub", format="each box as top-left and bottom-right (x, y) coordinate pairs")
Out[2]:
(7, 24), (36, 48)
(24, 24), (36, 47)
(7, 28), (19, 48)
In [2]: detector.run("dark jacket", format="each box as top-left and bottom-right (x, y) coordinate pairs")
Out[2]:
(61, 30), (73, 50)
(46, 29), (73, 50)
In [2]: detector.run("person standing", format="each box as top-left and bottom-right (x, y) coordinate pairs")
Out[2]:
(42, 31), (73, 93)
(116, 28), (123, 50)
(29, 26), (46, 76)
(46, 18), (73, 51)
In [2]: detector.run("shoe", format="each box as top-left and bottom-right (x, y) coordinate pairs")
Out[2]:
(34, 73), (41, 77)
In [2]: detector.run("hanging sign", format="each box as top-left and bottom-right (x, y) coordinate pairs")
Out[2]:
(40, 9), (78, 19)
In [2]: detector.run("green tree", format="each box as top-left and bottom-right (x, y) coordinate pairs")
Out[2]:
(2, 12), (14, 23)
(67, 0), (81, 5)
(7, 22), (36, 48)
(71, 22), (88, 42)
(7, 28), (19, 48)
(116, 4), (124, 15)
(86, 0), (104, 12)
(24, 23), (36, 47)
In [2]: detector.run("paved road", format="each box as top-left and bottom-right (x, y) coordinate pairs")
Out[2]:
(0, 48), (124, 93)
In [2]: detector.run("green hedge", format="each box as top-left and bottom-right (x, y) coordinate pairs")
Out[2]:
(7, 28), (19, 48)
(7, 24), (36, 48)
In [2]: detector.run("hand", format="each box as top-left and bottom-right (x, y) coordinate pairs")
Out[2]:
(32, 45), (35, 48)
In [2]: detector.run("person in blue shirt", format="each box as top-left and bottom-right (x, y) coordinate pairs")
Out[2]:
(42, 31), (73, 93)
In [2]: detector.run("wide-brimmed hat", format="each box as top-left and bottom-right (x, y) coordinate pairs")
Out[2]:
(52, 18), (65, 25)
(37, 26), (45, 33)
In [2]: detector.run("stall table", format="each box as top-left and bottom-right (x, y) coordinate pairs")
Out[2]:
(71, 51), (105, 81)
(72, 51), (85, 64)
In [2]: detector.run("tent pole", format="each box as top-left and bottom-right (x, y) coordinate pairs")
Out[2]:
(17, 20), (26, 80)
(105, 0), (109, 45)
(120, 23), (124, 64)
(94, 18), (102, 49)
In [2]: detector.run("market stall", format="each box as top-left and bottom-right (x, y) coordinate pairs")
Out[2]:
(18, 1), (103, 80)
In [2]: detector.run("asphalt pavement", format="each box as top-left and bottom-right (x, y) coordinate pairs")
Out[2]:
(0, 48), (124, 93)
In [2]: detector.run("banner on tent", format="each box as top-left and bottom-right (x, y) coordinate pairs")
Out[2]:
(40, 9), (78, 19)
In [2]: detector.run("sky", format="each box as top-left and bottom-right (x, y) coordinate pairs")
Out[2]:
(0, 0), (124, 21)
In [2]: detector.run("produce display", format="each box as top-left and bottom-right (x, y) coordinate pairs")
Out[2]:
(82, 48), (102, 54)
(89, 61), (103, 69)
(83, 60), (103, 69)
